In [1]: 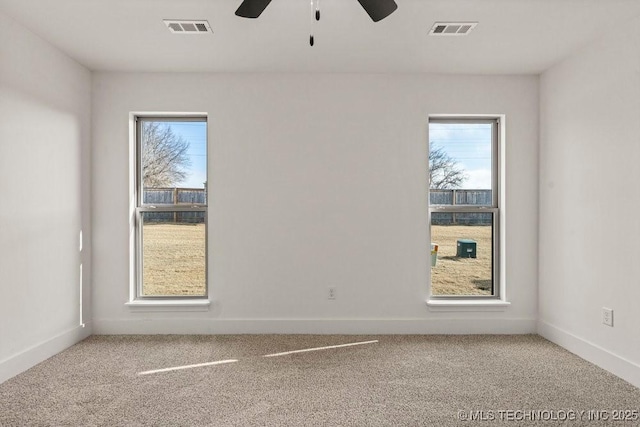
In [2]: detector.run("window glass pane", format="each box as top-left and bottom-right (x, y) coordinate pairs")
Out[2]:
(429, 122), (493, 206)
(430, 212), (493, 296)
(140, 120), (207, 204)
(141, 211), (206, 296)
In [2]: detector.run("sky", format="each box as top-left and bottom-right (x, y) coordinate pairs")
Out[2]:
(429, 122), (493, 189)
(164, 121), (491, 190)
(169, 121), (207, 189)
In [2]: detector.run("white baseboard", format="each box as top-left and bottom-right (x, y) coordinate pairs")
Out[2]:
(538, 320), (640, 389)
(0, 323), (92, 384)
(93, 317), (536, 335)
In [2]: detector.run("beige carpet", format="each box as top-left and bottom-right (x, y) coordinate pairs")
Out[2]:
(1, 335), (638, 426)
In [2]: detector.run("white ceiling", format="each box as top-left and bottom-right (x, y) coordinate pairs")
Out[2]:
(1, 0), (640, 74)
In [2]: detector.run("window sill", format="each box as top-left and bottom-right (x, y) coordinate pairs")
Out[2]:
(125, 299), (211, 312)
(426, 299), (511, 312)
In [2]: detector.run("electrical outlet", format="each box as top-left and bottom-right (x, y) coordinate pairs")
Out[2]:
(602, 307), (614, 327)
(328, 287), (336, 300)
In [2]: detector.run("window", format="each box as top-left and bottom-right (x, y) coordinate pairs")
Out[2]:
(429, 118), (500, 298)
(134, 116), (207, 298)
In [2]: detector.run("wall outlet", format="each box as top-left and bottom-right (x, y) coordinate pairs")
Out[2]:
(328, 287), (336, 300)
(602, 307), (614, 327)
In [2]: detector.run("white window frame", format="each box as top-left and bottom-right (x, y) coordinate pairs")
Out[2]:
(427, 116), (507, 307)
(127, 113), (210, 307)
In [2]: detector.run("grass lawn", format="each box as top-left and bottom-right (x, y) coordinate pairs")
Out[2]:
(431, 225), (493, 296)
(140, 223), (493, 297)
(142, 223), (206, 296)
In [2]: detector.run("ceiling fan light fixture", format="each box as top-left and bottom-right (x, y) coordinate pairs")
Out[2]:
(235, 0), (273, 18)
(356, 0), (397, 22)
(235, 0), (397, 22)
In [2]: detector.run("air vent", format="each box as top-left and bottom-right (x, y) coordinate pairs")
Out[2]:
(429, 22), (477, 36)
(163, 20), (212, 34)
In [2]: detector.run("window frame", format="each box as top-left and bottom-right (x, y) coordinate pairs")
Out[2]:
(132, 115), (208, 301)
(428, 117), (502, 300)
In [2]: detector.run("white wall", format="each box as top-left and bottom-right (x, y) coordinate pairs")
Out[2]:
(0, 11), (92, 383)
(539, 19), (640, 387)
(91, 72), (538, 334)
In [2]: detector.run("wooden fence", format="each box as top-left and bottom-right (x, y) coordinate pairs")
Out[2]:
(430, 189), (492, 225)
(429, 189), (492, 206)
(143, 188), (206, 223)
(143, 188), (491, 225)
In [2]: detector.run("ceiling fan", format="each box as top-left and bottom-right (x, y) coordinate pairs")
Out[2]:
(235, 0), (398, 23)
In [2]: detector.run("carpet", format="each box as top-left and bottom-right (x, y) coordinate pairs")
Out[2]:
(1, 334), (638, 426)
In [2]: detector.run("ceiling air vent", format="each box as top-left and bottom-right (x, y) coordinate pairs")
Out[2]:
(163, 20), (212, 34)
(429, 22), (477, 36)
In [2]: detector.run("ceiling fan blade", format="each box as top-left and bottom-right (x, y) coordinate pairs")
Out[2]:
(357, 0), (398, 22)
(235, 0), (273, 18)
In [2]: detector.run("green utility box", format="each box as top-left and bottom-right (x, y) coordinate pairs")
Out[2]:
(457, 239), (477, 258)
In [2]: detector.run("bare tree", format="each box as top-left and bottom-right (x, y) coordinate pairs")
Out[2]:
(141, 122), (191, 187)
(429, 146), (467, 189)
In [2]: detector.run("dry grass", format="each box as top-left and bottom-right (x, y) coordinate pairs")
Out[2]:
(431, 225), (493, 296)
(142, 223), (206, 296)
(141, 223), (491, 297)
